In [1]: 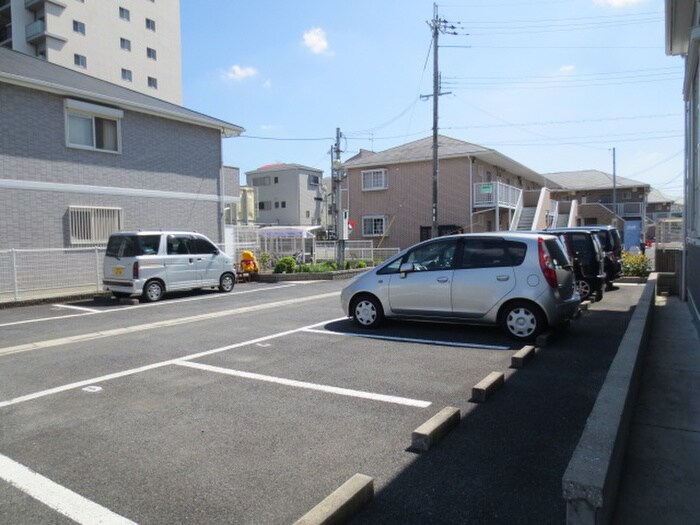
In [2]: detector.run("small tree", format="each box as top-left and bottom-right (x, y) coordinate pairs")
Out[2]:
(274, 256), (296, 274)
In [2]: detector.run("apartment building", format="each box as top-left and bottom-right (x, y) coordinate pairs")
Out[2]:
(342, 135), (550, 250)
(0, 0), (181, 104)
(245, 163), (326, 227)
(0, 47), (242, 250)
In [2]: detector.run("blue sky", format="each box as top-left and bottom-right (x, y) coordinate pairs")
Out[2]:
(180, 0), (684, 198)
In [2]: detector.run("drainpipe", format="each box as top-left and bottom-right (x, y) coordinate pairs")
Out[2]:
(469, 156), (474, 233)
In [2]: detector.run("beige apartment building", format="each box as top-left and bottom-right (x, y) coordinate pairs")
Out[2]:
(0, 0), (182, 104)
(342, 135), (554, 250)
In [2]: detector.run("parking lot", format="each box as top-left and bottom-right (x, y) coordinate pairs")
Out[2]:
(0, 279), (645, 524)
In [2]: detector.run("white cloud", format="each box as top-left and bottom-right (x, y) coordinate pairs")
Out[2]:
(222, 65), (258, 81)
(594, 0), (646, 7)
(303, 27), (332, 55)
(559, 65), (576, 74)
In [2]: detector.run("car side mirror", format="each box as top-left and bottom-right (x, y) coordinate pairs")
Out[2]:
(399, 262), (414, 276)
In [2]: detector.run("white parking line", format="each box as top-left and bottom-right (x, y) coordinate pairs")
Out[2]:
(51, 304), (102, 313)
(0, 317), (346, 409)
(175, 361), (431, 408)
(0, 284), (300, 328)
(302, 328), (512, 350)
(0, 292), (340, 357)
(0, 453), (137, 524)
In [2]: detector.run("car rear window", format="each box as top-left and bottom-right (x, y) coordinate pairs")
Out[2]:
(544, 238), (571, 268)
(105, 235), (160, 257)
(593, 231), (613, 252)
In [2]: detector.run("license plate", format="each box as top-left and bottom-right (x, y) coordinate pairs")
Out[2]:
(113, 267), (123, 276)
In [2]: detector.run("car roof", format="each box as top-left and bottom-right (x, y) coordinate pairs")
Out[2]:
(111, 230), (200, 236)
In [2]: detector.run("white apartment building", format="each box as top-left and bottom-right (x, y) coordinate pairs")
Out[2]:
(0, 0), (182, 104)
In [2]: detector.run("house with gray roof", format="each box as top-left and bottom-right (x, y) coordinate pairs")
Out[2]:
(342, 135), (556, 249)
(0, 47), (244, 251)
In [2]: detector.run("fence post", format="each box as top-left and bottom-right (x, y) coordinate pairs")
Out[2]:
(11, 248), (19, 302)
(95, 246), (101, 293)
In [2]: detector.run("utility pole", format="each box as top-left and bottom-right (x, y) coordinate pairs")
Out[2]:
(612, 147), (617, 224)
(425, 3), (456, 238)
(332, 127), (345, 269)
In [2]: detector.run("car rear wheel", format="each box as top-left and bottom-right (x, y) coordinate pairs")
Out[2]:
(501, 300), (546, 342)
(352, 295), (384, 328)
(219, 272), (235, 293)
(143, 280), (164, 302)
(575, 279), (592, 301)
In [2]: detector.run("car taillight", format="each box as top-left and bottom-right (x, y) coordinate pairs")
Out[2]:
(133, 261), (139, 279)
(538, 237), (558, 288)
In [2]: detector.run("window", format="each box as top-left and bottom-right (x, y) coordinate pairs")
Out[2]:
(305, 210), (310, 218)
(404, 239), (457, 271)
(252, 176), (270, 186)
(145, 18), (156, 31)
(308, 174), (320, 186)
(362, 215), (387, 237)
(65, 99), (123, 153)
(120, 38), (131, 51)
(273, 176), (279, 184)
(73, 20), (85, 35)
(258, 201), (271, 211)
(147, 76), (158, 89)
(281, 201), (286, 208)
(274, 202), (280, 209)
(74, 54), (87, 68)
(146, 47), (157, 60)
(121, 68), (132, 82)
(460, 238), (513, 269)
(361, 169), (388, 191)
(69, 206), (122, 246)
(119, 7), (130, 21)
(167, 235), (192, 255)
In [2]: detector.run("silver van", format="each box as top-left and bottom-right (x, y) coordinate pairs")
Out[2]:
(340, 232), (581, 342)
(103, 231), (236, 302)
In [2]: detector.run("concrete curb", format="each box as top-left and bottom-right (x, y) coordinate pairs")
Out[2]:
(511, 345), (536, 369)
(561, 274), (657, 525)
(471, 372), (505, 403)
(254, 268), (369, 282)
(293, 473), (374, 525)
(411, 406), (461, 452)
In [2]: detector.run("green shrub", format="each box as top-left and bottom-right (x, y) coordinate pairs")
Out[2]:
(258, 252), (272, 270)
(355, 261), (367, 269)
(621, 252), (650, 278)
(274, 256), (296, 274)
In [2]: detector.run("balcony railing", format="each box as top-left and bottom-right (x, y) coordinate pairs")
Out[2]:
(473, 181), (522, 210)
(601, 202), (644, 218)
(25, 18), (45, 41)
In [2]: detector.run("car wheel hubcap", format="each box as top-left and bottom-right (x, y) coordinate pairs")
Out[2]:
(355, 300), (376, 325)
(506, 308), (536, 337)
(576, 280), (591, 299)
(222, 276), (233, 291)
(147, 284), (161, 301)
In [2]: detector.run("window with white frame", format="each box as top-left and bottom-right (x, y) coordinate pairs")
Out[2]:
(252, 176), (270, 186)
(145, 18), (156, 31)
(362, 215), (387, 237)
(258, 201), (271, 210)
(65, 99), (123, 153)
(74, 54), (87, 68)
(308, 174), (320, 186)
(361, 169), (388, 191)
(73, 20), (85, 35)
(146, 47), (157, 60)
(147, 76), (158, 89)
(69, 206), (122, 245)
(119, 7), (130, 21)
(121, 68), (132, 82)
(120, 38), (131, 51)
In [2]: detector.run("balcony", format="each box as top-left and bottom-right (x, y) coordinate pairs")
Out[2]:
(25, 0), (66, 11)
(601, 202), (645, 218)
(473, 181), (522, 210)
(25, 18), (45, 42)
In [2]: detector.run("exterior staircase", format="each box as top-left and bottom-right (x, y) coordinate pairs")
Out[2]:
(516, 207), (536, 230)
(556, 213), (569, 227)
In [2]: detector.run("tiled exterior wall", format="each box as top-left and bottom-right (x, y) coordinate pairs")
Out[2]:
(0, 83), (225, 248)
(347, 157), (535, 249)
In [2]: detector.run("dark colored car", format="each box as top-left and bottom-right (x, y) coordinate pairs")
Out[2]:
(557, 226), (623, 290)
(544, 229), (606, 301)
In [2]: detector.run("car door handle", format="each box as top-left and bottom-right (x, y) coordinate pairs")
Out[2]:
(437, 277), (449, 283)
(496, 275), (510, 281)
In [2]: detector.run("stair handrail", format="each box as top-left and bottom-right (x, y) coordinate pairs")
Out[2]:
(509, 190), (524, 230)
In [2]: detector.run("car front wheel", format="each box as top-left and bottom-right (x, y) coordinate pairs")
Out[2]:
(352, 295), (384, 328)
(219, 272), (235, 293)
(575, 279), (592, 301)
(501, 300), (546, 342)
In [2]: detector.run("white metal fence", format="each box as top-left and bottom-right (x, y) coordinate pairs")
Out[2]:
(1, 238), (400, 304)
(1, 247), (105, 303)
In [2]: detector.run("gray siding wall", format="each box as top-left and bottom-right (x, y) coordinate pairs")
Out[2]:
(0, 83), (225, 248)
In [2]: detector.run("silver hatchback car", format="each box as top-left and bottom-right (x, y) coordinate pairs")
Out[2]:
(340, 232), (581, 341)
